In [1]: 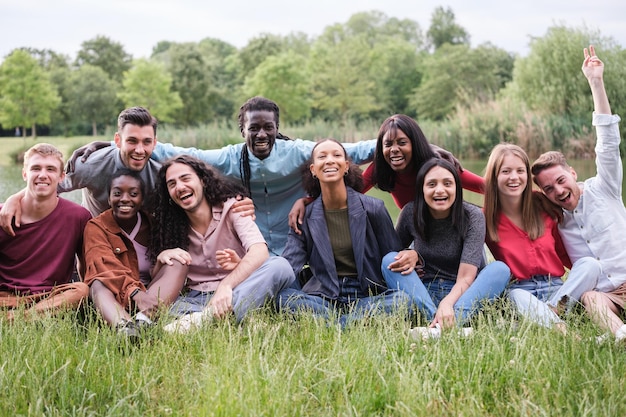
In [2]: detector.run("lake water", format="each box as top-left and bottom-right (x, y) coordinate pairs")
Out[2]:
(0, 159), (616, 222)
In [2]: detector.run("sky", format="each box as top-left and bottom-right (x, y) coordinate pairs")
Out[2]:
(1, 0), (625, 62)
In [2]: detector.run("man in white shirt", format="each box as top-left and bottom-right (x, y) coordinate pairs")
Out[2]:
(532, 45), (626, 343)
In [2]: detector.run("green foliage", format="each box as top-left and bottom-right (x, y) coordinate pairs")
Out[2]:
(504, 25), (604, 117)
(118, 59), (183, 123)
(161, 43), (214, 126)
(69, 64), (118, 136)
(75, 35), (132, 83)
(427, 6), (470, 51)
(197, 38), (242, 120)
(369, 41), (424, 118)
(344, 10), (425, 50)
(0, 307), (624, 416)
(48, 65), (74, 136)
(0, 49), (60, 135)
(309, 33), (380, 124)
(412, 43), (514, 121)
(20, 47), (70, 70)
(242, 51), (312, 124)
(234, 33), (286, 83)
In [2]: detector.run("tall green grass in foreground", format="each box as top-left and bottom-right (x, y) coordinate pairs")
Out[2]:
(1, 304), (623, 416)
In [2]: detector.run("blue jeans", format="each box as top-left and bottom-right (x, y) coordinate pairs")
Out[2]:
(508, 277), (564, 327)
(382, 252), (510, 325)
(170, 256), (295, 322)
(508, 256), (602, 328)
(277, 275), (410, 327)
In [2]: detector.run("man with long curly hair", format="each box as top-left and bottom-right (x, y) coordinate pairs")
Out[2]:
(150, 155), (295, 333)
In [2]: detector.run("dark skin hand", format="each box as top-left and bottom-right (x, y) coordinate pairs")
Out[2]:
(65, 141), (112, 173)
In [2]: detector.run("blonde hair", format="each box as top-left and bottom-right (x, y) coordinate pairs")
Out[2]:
(484, 144), (544, 242)
(23, 143), (64, 172)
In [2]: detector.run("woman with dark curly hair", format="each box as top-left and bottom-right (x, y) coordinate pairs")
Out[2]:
(278, 139), (416, 327)
(150, 155), (295, 333)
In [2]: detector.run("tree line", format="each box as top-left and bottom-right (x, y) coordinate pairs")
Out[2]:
(0, 7), (625, 157)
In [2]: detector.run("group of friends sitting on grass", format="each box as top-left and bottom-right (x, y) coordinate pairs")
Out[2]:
(1, 46), (625, 344)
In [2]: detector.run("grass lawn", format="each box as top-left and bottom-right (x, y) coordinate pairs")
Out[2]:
(1, 304), (624, 417)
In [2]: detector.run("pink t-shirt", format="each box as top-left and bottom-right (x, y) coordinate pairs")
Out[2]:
(0, 198), (91, 293)
(185, 198), (266, 292)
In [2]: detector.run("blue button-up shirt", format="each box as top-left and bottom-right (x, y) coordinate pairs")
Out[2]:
(152, 138), (375, 255)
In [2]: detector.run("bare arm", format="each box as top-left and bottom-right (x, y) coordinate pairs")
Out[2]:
(583, 45), (610, 115)
(430, 262), (477, 329)
(0, 188), (26, 236)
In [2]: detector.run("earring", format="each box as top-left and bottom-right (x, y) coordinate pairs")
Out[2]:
(312, 174), (317, 179)
(344, 171), (348, 176)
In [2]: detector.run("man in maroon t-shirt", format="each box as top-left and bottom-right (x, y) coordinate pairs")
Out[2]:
(0, 143), (91, 320)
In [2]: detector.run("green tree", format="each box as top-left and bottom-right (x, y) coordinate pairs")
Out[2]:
(427, 6), (470, 51)
(48, 65), (74, 136)
(234, 33), (285, 83)
(162, 43), (212, 126)
(75, 35), (132, 83)
(309, 34), (380, 124)
(411, 43), (514, 120)
(69, 64), (117, 136)
(344, 10), (425, 50)
(242, 51), (312, 123)
(505, 25), (614, 118)
(197, 38), (240, 120)
(118, 59), (182, 123)
(369, 39), (424, 117)
(0, 50), (60, 137)
(20, 47), (70, 71)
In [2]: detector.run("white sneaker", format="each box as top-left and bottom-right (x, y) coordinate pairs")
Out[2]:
(163, 308), (213, 334)
(459, 327), (473, 337)
(409, 326), (441, 340)
(409, 326), (473, 340)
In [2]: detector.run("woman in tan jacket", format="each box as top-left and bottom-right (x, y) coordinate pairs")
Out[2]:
(83, 169), (186, 339)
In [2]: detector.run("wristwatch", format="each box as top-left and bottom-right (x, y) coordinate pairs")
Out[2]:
(130, 288), (141, 300)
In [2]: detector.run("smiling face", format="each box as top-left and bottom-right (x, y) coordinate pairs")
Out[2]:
(382, 128), (413, 173)
(534, 165), (580, 211)
(22, 154), (64, 200)
(423, 165), (456, 219)
(115, 123), (156, 171)
(242, 110), (277, 160)
(165, 162), (206, 213)
(497, 154), (528, 200)
(310, 140), (349, 185)
(109, 175), (143, 223)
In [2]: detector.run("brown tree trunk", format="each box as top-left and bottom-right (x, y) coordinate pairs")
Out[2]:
(92, 121), (98, 136)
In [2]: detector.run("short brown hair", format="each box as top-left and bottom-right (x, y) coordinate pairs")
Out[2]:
(117, 106), (157, 135)
(531, 151), (570, 185)
(23, 143), (64, 172)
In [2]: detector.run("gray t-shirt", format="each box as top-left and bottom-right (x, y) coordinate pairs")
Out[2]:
(396, 201), (485, 282)
(58, 147), (161, 217)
